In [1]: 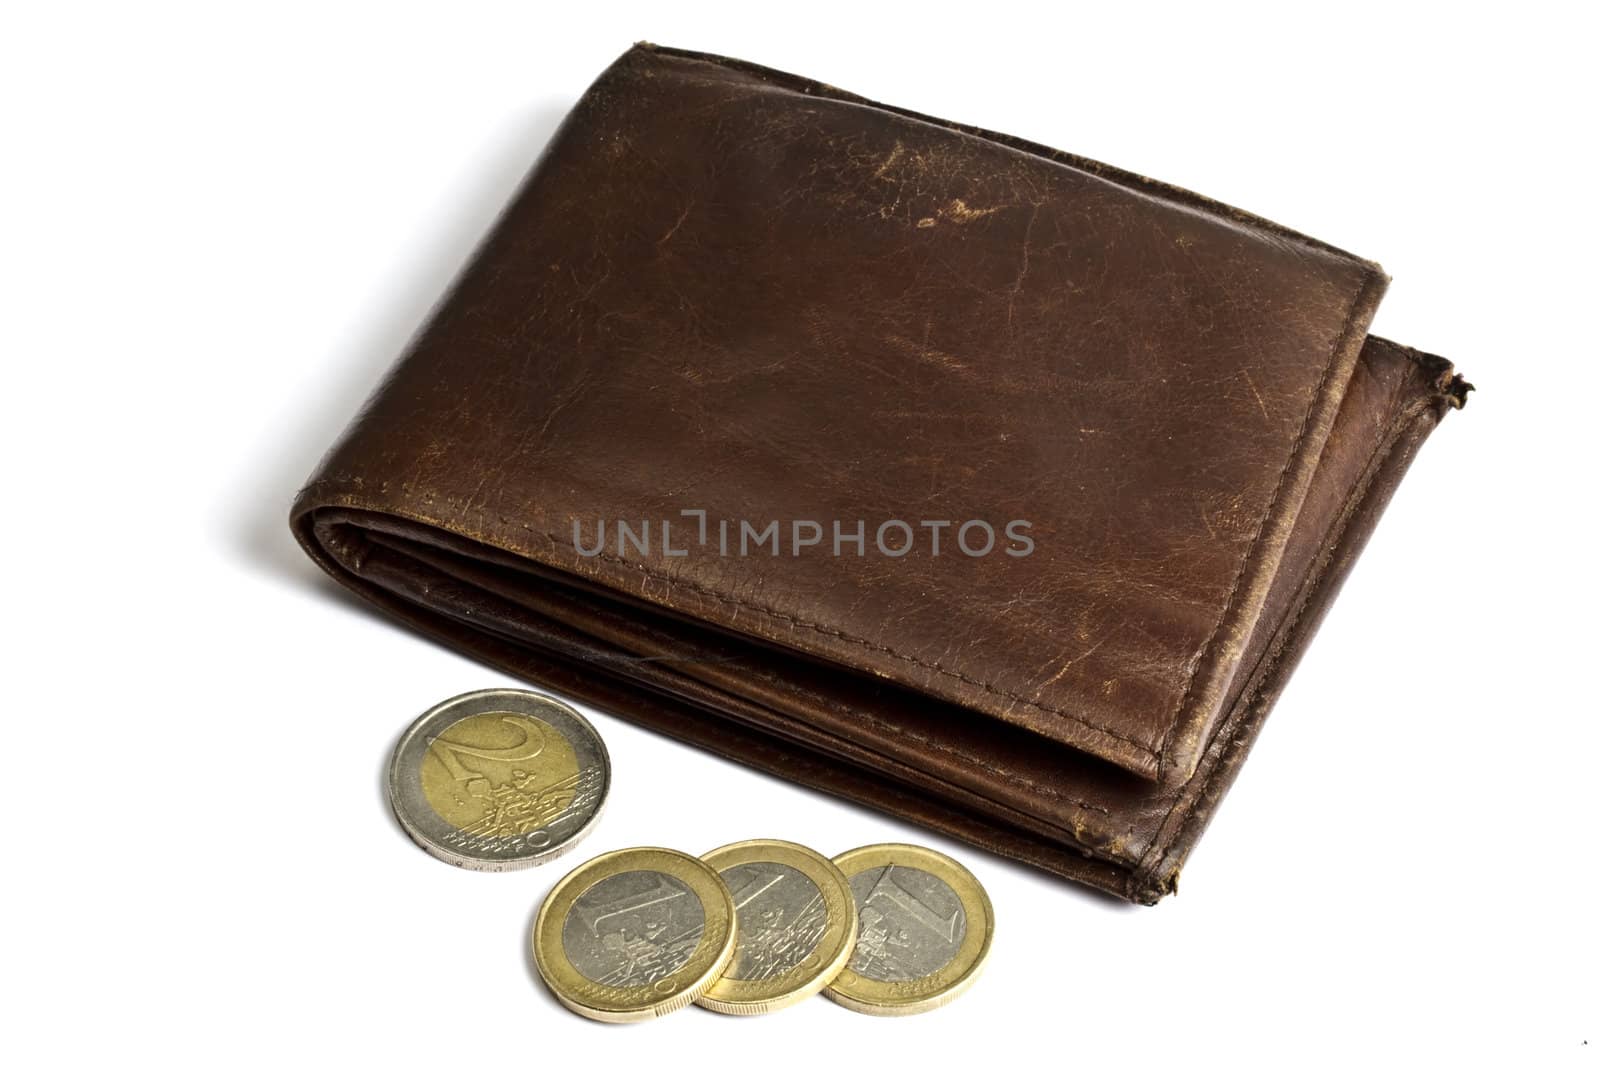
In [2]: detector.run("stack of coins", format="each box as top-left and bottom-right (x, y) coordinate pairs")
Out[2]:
(532, 839), (994, 1021)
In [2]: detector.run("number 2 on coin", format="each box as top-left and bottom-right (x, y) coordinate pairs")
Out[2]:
(426, 715), (547, 781)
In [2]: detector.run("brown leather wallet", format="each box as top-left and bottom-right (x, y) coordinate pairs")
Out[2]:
(291, 43), (1469, 902)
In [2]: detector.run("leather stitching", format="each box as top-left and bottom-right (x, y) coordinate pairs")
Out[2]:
(1132, 355), (1423, 876)
(762, 698), (1115, 815)
(1127, 384), (1437, 894)
(1152, 270), (1378, 774)
(418, 532), (1122, 818)
(332, 514), (1127, 828)
(425, 529), (1119, 815)
(500, 524), (1163, 756)
(300, 483), (1164, 761)
(1125, 349), (1418, 878)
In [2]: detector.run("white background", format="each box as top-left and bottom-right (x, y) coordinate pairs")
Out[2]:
(4, 1), (1594, 1061)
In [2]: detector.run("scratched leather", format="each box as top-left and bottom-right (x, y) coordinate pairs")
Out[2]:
(291, 44), (1468, 901)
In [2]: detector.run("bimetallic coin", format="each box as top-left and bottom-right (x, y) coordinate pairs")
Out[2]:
(824, 843), (994, 1016)
(696, 839), (859, 1015)
(386, 689), (609, 871)
(533, 847), (738, 1022)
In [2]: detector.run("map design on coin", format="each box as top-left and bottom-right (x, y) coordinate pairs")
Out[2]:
(846, 864), (966, 981)
(561, 870), (707, 988)
(719, 861), (826, 982)
(436, 763), (604, 849)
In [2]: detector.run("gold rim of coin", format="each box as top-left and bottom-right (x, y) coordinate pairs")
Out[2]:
(823, 843), (994, 1017)
(696, 839), (859, 1015)
(532, 847), (737, 1023)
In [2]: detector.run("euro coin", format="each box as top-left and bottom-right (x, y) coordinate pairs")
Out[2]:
(386, 688), (609, 871)
(533, 847), (738, 1022)
(824, 843), (994, 1016)
(696, 839), (858, 1015)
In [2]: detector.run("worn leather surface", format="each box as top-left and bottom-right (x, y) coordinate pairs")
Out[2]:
(291, 44), (1468, 902)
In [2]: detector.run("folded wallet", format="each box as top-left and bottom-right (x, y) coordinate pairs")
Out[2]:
(292, 44), (1469, 902)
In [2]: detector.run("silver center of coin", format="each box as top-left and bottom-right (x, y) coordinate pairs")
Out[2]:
(719, 861), (826, 982)
(561, 870), (706, 987)
(846, 864), (966, 981)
